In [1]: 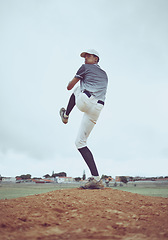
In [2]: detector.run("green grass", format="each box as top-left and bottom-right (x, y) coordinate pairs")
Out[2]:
(113, 186), (168, 198)
(0, 183), (79, 200)
(0, 182), (168, 200)
(109, 181), (168, 198)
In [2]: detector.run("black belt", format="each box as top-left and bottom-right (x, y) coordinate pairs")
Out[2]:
(83, 90), (104, 105)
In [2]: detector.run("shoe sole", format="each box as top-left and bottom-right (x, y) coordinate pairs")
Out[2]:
(80, 180), (104, 190)
(59, 108), (68, 124)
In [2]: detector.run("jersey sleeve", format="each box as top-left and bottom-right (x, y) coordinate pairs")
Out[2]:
(74, 64), (85, 80)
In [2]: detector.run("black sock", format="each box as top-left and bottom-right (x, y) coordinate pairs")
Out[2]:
(66, 93), (76, 116)
(78, 146), (99, 176)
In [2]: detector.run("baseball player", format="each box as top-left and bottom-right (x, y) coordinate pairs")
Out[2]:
(59, 49), (108, 189)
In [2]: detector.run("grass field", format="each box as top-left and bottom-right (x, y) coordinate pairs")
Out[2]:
(0, 181), (168, 199)
(112, 181), (168, 198)
(113, 186), (168, 198)
(0, 183), (80, 200)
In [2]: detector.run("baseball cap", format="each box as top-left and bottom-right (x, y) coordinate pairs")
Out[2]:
(80, 49), (100, 59)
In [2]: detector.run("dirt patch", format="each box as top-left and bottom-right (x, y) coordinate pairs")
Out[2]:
(0, 188), (168, 239)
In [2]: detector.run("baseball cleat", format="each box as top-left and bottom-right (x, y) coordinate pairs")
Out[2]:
(80, 177), (104, 189)
(59, 107), (69, 124)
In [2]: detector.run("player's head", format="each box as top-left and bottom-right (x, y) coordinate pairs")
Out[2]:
(80, 49), (99, 64)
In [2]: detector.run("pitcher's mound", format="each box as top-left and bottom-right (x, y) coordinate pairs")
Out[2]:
(0, 188), (168, 239)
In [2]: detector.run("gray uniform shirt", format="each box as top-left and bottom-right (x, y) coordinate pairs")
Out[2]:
(75, 64), (108, 101)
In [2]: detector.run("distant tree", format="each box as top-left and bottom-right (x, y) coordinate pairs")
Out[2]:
(120, 176), (128, 184)
(52, 172), (67, 178)
(43, 174), (51, 178)
(58, 172), (67, 177)
(129, 177), (134, 181)
(17, 174), (31, 180)
(82, 170), (86, 180)
(101, 175), (112, 180)
(74, 177), (81, 182)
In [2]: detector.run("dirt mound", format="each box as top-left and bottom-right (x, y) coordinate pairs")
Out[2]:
(0, 188), (168, 240)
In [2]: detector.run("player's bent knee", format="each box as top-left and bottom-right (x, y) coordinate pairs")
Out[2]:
(75, 138), (87, 149)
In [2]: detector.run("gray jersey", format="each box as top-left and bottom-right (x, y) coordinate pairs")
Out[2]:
(75, 64), (108, 101)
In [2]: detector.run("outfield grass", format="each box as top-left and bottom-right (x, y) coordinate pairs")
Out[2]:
(113, 186), (168, 198)
(111, 181), (168, 198)
(0, 182), (168, 200)
(0, 183), (80, 200)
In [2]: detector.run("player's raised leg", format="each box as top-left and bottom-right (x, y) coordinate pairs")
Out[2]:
(59, 93), (76, 124)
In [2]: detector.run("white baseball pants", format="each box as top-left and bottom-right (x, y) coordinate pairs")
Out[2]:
(73, 87), (104, 149)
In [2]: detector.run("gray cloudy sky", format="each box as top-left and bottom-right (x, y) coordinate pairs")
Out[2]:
(0, 0), (168, 178)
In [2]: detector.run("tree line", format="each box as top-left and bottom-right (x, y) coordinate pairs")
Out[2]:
(16, 172), (67, 180)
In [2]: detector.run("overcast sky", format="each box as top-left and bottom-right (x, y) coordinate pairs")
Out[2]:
(0, 0), (168, 179)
